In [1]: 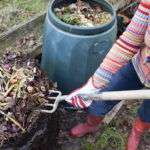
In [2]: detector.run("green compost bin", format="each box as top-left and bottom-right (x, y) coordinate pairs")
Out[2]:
(41, 0), (117, 95)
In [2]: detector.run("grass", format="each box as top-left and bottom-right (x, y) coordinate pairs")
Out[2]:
(82, 101), (143, 150)
(127, 100), (142, 116)
(83, 126), (126, 150)
(0, 0), (50, 33)
(0, 0), (50, 14)
(127, 105), (138, 115)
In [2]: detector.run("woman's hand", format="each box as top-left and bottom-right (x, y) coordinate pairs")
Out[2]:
(65, 76), (101, 108)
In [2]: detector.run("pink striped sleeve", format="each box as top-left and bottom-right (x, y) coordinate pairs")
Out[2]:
(93, 0), (150, 88)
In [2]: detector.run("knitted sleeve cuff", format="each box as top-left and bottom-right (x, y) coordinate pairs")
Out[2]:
(93, 67), (115, 88)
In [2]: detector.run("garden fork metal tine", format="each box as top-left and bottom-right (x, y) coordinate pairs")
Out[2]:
(40, 90), (67, 113)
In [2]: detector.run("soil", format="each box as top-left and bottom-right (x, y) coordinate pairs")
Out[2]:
(1, 113), (58, 150)
(55, 100), (150, 150)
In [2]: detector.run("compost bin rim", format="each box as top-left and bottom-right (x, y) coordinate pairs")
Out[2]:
(48, 0), (116, 35)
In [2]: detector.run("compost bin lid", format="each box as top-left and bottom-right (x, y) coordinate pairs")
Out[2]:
(48, 0), (116, 35)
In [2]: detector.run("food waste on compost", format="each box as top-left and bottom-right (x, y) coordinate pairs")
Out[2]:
(0, 51), (55, 147)
(54, 0), (112, 27)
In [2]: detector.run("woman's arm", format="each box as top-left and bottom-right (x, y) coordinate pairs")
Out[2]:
(93, 0), (150, 88)
(65, 0), (150, 108)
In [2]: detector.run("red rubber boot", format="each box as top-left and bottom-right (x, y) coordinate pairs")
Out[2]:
(70, 113), (104, 137)
(126, 117), (150, 150)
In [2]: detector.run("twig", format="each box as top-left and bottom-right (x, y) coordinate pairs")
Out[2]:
(5, 84), (16, 97)
(0, 67), (10, 78)
(0, 110), (25, 132)
(118, 0), (139, 13)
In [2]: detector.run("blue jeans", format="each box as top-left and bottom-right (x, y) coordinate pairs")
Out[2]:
(88, 60), (150, 123)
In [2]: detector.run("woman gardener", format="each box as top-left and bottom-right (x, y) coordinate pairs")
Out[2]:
(65, 0), (150, 149)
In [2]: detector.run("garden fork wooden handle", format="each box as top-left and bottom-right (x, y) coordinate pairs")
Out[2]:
(83, 89), (150, 101)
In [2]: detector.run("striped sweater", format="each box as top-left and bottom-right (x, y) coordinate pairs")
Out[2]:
(93, 0), (150, 88)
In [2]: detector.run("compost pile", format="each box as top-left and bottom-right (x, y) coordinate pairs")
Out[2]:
(54, 0), (112, 27)
(0, 51), (54, 147)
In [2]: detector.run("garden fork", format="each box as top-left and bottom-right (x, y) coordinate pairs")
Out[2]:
(40, 89), (150, 114)
(40, 90), (66, 113)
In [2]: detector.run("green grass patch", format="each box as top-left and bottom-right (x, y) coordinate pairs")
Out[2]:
(127, 100), (142, 116)
(0, 0), (49, 14)
(127, 105), (138, 116)
(83, 126), (126, 150)
(0, 0), (50, 33)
